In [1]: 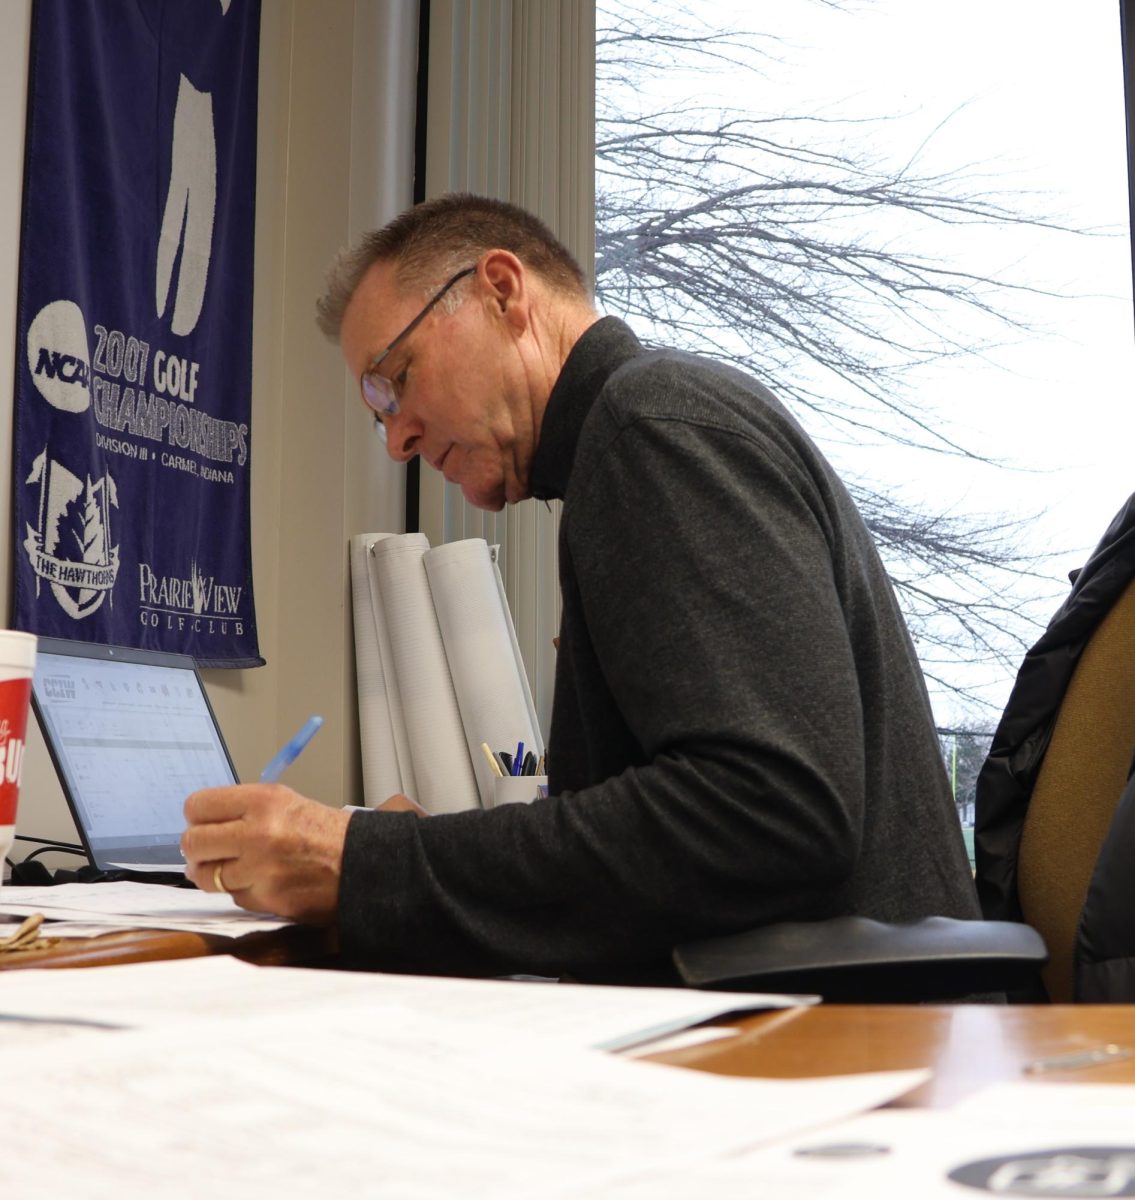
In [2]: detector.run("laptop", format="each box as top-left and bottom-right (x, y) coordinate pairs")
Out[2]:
(30, 637), (238, 871)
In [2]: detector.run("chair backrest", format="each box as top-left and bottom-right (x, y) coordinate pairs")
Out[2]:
(1016, 576), (1135, 1001)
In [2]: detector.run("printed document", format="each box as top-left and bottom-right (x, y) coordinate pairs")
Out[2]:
(0, 997), (927, 1199)
(0, 879), (288, 934)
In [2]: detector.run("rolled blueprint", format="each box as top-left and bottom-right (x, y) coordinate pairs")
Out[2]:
(348, 533), (412, 806)
(424, 539), (544, 808)
(490, 544), (545, 765)
(424, 542), (544, 806)
(369, 534), (480, 814)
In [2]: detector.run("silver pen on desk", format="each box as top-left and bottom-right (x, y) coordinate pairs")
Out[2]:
(1023, 1043), (1132, 1074)
(260, 715), (324, 783)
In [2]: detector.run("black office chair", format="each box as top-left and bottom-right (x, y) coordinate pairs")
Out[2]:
(673, 913), (1046, 1002)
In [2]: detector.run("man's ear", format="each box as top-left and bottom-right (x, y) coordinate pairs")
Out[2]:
(479, 250), (529, 331)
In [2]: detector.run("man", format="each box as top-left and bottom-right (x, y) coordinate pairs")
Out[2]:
(182, 193), (980, 983)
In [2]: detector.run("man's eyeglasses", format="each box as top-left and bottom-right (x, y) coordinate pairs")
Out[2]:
(360, 266), (477, 444)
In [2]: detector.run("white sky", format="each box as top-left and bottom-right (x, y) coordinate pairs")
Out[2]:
(599, 0), (1134, 725)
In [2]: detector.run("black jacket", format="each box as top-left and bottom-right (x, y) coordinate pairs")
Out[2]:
(338, 319), (978, 982)
(975, 492), (1135, 997)
(1076, 771), (1135, 1001)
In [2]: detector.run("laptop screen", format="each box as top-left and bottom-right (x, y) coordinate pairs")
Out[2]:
(30, 638), (238, 869)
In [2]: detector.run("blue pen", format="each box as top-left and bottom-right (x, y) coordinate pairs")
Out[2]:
(260, 715), (324, 783)
(511, 741), (525, 777)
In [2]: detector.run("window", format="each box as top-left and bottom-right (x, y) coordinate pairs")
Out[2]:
(596, 0), (1132, 716)
(596, 1), (1133, 847)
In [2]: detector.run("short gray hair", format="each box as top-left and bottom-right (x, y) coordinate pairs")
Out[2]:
(315, 192), (590, 341)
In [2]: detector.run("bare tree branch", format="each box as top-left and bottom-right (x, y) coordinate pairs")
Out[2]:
(595, 0), (1090, 709)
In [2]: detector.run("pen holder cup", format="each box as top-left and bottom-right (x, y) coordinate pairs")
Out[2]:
(490, 775), (548, 809)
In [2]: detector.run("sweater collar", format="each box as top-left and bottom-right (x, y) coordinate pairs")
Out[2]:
(530, 317), (644, 501)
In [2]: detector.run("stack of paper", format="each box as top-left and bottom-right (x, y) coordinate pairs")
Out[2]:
(0, 957), (921, 1197)
(2, 951), (1129, 1196)
(0, 880), (289, 936)
(0, 954), (815, 1046)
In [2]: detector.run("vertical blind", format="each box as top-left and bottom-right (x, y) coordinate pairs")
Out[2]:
(420, 0), (596, 734)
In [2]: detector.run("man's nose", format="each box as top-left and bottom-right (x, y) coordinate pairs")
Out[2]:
(384, 413), (421, 462)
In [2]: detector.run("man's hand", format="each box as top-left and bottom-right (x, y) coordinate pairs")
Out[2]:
(375, 793), (430, 817)
(181, 785), (352, 925)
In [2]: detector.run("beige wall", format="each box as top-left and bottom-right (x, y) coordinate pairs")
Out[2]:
(1, 1), (414, 863)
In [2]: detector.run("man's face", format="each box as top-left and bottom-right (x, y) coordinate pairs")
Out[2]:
(340, 257), (538, 512)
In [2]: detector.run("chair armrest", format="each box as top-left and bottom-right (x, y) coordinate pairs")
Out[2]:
(673, 915), (1048, 1002)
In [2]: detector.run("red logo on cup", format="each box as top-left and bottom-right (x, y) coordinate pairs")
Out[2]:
(0, 678), (32, 825)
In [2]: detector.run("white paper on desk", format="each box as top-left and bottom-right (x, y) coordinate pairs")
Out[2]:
(949, 1077), (1135, 1122)
(0, 997), (928, 1200)
(621, 1026), (741, 1057)
(0, 957), (382, 1045)
(106, 860), (187, 874)
(370, 533), (480, 814)
(353, 967), (816, 1050)
(593, 1081), (1135, 1199)
(0, 954), (812, 1053)
(0, 880), (289, 935)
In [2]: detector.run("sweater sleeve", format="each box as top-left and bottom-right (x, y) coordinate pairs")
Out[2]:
(337, 405), (872, 981)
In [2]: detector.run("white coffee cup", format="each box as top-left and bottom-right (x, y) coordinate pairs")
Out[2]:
(0, 631), (37, 888)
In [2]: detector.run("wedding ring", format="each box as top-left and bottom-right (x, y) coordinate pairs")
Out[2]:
(213, 861), (228, 894)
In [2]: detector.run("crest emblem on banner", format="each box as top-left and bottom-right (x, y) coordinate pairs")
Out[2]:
(23, 451), (120, 620)
(21, 297), (120, 620)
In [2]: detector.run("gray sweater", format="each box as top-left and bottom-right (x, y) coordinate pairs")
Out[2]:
(338, 317), (979, 981)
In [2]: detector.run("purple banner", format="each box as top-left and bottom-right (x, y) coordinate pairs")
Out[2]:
(13, 0), (263, 666)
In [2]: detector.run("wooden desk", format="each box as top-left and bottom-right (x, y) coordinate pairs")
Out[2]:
(650, 1003), (1135, 1107)
(0, 917), (335, 971)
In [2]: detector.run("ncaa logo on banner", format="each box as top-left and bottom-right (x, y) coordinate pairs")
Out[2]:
(22, 298), (121, 621)
(27, 299), (90, 412)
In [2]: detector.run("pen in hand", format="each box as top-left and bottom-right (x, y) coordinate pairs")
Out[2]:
(260, 715), (324, 783)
